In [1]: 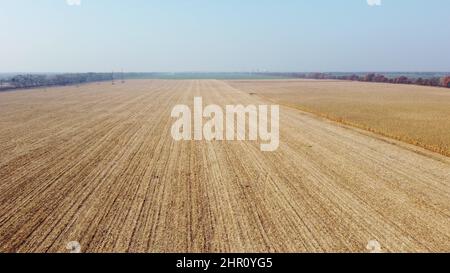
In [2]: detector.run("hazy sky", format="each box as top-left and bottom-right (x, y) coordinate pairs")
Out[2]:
(1, 0), (450, 72)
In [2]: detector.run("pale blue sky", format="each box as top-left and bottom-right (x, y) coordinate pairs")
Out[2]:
(1, 0), (449, 72)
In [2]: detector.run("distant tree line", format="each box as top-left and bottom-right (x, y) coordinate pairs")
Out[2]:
(263, 73), (450, 88)
(1, 72), (449, 91)
(0, 73), (115, 91)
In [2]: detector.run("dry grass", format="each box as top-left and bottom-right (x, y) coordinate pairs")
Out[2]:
(0, 80), (449, 253)
(228, 79), (450, 156)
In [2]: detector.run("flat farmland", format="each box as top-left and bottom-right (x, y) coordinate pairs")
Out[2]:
(228, 79), (450, 156)
(0, 80), (449, 253)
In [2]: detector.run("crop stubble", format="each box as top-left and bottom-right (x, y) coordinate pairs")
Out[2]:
(0, 80), (449, 253)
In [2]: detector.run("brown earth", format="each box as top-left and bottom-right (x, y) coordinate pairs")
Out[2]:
(0, 80), (449, 253)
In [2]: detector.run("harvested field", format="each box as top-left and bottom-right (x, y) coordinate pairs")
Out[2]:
(228, 80), (450, 156)
(0, 80), (449, 253)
